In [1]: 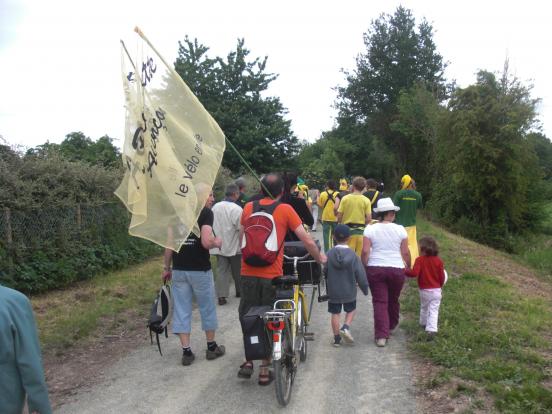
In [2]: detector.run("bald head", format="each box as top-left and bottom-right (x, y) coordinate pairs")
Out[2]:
(261, 173), (284, 198)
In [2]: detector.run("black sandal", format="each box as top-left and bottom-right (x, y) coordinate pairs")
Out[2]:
(258, 364), (274, 386)
(238, 361), (254, 379)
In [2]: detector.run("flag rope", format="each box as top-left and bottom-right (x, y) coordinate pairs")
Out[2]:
(224, 137), (274, 199)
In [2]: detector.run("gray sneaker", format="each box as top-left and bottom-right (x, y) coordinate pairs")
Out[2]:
(375, 338), (387, 347)
(206, 344), (226, 360)
(339, 328), (354, 344)
(182, 352), (195, 366)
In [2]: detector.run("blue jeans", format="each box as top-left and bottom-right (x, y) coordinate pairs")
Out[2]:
(171, 269), (218, 333)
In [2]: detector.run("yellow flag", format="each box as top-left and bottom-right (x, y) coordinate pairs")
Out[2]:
(115, 28), (225, 251)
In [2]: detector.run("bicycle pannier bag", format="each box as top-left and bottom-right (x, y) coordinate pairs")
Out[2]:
(242, 305), (272, 360)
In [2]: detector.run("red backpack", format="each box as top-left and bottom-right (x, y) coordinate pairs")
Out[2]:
(241, 201), (282, 266)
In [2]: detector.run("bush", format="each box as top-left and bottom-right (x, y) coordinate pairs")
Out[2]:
(0, 204), (161, 293)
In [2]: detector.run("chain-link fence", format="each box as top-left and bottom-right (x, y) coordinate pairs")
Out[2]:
(0, 203), (161, 293)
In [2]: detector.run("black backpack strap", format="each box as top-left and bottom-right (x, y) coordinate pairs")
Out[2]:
(323, 191), (335, 211)
(254, 200), (281, 215)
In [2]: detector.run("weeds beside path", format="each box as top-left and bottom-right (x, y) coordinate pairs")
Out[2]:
(32, 256), (163, 407)
(402, 218), (552, 413)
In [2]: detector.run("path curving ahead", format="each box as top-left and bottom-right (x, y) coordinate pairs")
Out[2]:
(56, 229), (417, 414)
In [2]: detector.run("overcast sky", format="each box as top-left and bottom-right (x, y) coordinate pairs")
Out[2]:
(1, 0), (550, 150)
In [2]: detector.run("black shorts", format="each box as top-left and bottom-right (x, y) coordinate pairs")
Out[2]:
(238, 275), (277, 322)
(328, 300), (356, 314)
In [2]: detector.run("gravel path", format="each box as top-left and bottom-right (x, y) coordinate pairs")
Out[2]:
(56, 228), (417, 414)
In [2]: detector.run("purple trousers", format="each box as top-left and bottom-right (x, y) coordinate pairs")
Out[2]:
(366, 266), (406, 340)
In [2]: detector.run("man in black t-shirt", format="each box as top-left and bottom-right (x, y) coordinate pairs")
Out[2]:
(163, 192), (226, 366)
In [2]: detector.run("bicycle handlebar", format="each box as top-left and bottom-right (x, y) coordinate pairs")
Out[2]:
(283, 253), (311, 261)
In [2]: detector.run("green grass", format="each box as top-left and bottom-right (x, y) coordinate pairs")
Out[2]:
(403, 217), (552, 413)
(32, 256), (163, 351)
(514, 202), (552, 279)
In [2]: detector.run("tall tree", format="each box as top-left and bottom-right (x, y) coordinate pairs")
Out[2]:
(430, 68), (542, 248)
(390, 83), (444, 195)
(527, 132), (552, 181)
(27, 132), (120, 168)
(174, 37), (299, 173)
(335, 6), (448, 186)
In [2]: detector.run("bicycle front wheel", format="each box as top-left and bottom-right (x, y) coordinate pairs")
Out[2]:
(274, 325), (294, 406)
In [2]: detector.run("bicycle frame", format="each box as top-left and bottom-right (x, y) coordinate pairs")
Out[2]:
(265, 257), (312, 361)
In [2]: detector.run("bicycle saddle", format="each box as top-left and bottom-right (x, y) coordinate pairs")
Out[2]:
(272, 275), (299, 287)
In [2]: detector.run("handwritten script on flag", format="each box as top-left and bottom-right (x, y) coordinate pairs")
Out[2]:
(115, 28), (225, 251)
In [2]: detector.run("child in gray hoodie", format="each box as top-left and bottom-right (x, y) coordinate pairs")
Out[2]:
(324, 224), (369, 346)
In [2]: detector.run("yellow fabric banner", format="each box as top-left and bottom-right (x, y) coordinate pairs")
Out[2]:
(115, 29), (225, 251)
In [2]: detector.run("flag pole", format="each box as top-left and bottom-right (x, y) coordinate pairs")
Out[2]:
(120, 40), (137, 72)
(133, 26), (274, 199)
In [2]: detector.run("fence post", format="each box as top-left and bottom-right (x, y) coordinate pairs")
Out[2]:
(76, 203), (82, 230)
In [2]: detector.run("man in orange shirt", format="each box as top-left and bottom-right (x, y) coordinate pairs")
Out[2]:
(237, 173), (326, 385)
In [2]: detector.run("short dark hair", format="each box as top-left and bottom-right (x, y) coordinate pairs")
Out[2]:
(225, 183), (239, 197)
(366, 178), (377, 189)
(326, 180), (337, 190)
(352, 176), (366, 191)
(419, 236), (439, 256)
(261, 173), (284, 198)
(235, 177), (246, 190)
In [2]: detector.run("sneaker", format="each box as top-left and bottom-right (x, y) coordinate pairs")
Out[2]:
(182, 351), (196, 366)
(206, 344), (226, 360)
(375, 338), (387, 347)
(332, 339), (341, 348)
(218, 297), (227, 306)
(339, 328), (354, 344)
(425, 332), (437, 341)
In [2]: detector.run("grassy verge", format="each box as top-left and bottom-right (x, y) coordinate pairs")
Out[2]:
(515, 233), (552, 280)
(402, 217), (552, 412)
(31, 256), (163, 351)
(514, 202), (552, 280)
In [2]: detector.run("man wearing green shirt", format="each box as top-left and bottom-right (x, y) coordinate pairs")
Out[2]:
(393, 174), (423, 261)
(0, 285), (52, 414)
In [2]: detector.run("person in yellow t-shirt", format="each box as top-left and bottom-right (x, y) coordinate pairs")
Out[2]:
(318, 180), (338, 252)
(337, 176), (371, 256)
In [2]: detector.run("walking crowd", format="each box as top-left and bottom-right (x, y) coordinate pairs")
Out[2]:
(0, 171), (446, 412)
(163, 172), (446, 382)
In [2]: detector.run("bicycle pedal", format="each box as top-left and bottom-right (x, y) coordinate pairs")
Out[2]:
(304, 332), (315, 341)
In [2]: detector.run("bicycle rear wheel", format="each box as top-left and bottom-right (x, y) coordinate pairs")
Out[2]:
(274, 324), (294, 406)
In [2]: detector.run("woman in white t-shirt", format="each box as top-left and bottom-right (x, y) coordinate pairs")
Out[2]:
(361, 198), (411, 347)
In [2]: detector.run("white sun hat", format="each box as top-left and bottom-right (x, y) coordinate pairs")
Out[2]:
(373, 197), (400, 213)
